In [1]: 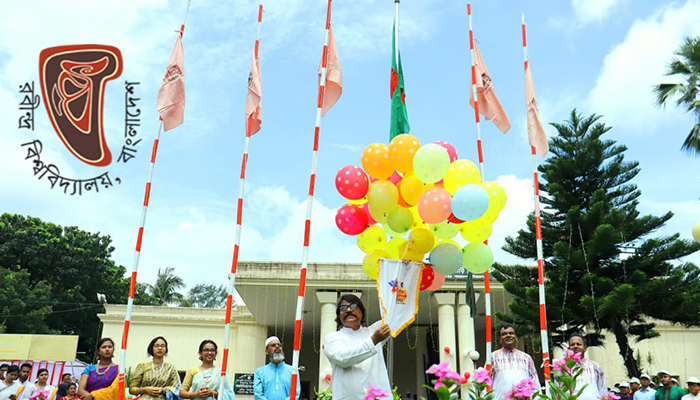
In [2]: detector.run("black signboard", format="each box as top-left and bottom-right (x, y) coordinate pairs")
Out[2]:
(234, 373), (255, 395)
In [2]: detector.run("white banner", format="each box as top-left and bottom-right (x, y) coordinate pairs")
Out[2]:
(377, 258), (422, 337)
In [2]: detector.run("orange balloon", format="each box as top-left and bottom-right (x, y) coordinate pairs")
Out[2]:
(389, 134), (422, 173)
(362, 143), (394, 180)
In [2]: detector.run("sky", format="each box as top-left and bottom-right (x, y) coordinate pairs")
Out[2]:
(1, 0), (699, 292)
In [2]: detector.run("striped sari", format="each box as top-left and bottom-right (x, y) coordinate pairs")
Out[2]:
(129, 363), (180, 400)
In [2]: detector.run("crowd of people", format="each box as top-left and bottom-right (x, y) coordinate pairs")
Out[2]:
(2, 296), (699, 400)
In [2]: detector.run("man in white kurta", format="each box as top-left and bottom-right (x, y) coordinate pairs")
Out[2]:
(324, 294), (392, 400)
(491, 324), (541, 400)
(682, 377), (700, 400)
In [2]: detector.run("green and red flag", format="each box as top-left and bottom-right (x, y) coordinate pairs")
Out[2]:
(390, 28), (410, 141)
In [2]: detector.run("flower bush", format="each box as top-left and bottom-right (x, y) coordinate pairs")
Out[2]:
(424, 362), (494, 400)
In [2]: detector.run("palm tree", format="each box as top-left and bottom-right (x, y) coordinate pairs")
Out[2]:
(654, 35), (700, 156)
(149, 267), (185, 305)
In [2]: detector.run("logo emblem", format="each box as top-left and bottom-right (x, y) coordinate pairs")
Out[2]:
(39, 45), (123, 166)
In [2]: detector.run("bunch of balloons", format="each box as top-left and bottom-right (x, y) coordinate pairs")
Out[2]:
(334, 134), (507, 286)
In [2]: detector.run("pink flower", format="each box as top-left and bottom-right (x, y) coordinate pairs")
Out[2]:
(504, 389), (516, 400)
(426, 362), (451, 378)
(30, 391), (50, 400)
(505, 379), (536, 399)
(434, 381), (447, 390)
(564, 349), (582, 363)
(471, 367), (492, 386)
(601, 392), (621, 400)
(363, 383), (390, 400)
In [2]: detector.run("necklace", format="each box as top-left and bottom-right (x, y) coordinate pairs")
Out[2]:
(95, 363), (114, 375)
(201, 366), (213, 384)
(151, 362), (164, 374)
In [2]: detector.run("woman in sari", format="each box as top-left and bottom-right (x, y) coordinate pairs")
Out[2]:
(0, 366), (23, 400)
(179, 340), (234, 400)
(58, 384), (79, 400)
(31, 369), (59, 400)
(79, 338), (119, 400)
(129, 336), (180, 400)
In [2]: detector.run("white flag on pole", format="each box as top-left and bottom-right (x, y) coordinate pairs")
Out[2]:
(377, 258), (422, 337)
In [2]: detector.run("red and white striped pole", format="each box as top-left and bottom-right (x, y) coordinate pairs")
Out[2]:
(117, 2), (191, 400)
(289, 1), (333, 399)
(467, 2), (493, 377)
(522, 13), (551, 389)
(219, 6), (263, 398)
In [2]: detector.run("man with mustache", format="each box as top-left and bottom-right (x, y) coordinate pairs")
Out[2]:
(324, 294), (392, 400)
(491, 324), (541, 400)
(254, 337), (299, 400)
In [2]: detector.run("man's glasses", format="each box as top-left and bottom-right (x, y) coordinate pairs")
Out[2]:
(339, 303), (359, 312)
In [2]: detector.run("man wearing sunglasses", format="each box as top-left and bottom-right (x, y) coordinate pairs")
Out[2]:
(254, 336), (300, 400)
(324, 294), (392, 400)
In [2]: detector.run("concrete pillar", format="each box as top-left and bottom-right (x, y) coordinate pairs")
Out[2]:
(458, 292), (481, 399)
(316, 291), (338, 391)
(432, 292), (457, 372)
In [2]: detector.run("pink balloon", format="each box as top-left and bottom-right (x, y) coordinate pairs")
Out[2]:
(335, 166), (369, 200)
(428, 270), (446, 290)
(362, 202), (377, 225)
(335, 204), (368, 235)
(434, 141), (458, 163)
(388, 170), (403, 185)
(418, 187), (452, 224)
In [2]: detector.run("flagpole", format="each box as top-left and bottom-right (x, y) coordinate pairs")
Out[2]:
(117, 2), (191, 400)
(522, 13), (551, 392)
(290, 1), (333, 399)
(467, 2), (492, 381)
(217, 6), (263, 400)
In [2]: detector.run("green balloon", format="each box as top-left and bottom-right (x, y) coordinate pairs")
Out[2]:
(462, 242), (493, 274)
(387, 207), (414, 234)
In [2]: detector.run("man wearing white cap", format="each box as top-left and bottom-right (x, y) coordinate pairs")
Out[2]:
(620, 381), (633, 400)
(682, 377), (700, 400)
(636, 374), (656, 400)
(655, 370), (685, 400)
(254, 336), (300, 400)
(631, 378), (641, 397)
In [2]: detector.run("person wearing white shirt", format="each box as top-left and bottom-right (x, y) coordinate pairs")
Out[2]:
(324, 294), (392, 400)
(490, 324), (540, 400)
(16, 364), (35, 400)
(568, 333), (607, 400)
(682, 377), (700, 400)
(636, 374), (657, 400)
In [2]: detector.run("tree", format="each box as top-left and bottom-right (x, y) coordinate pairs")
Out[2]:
(0, 268), (54, 334)
(493, 110), (700, 377)
(179, 283), (228, 308)
(654, 35), (700, 155)
(148, 267), (185, 306)
(0, 213), (130, 361)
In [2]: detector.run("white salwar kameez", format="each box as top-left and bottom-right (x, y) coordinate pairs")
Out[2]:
(491, 348), (541, 400)
(324, 321), (390, 400)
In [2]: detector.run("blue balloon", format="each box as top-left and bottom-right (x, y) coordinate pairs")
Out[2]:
(429, 243), (462, 275)
(451, 184), (489, 221)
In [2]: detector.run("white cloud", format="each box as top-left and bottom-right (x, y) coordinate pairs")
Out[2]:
(491, 174), (537, 265)
(572, 0), (626, 23)
(585, 0), (700, 132)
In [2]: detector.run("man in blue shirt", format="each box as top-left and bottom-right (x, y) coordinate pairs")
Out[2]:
(254, 336), (300, 400)
(635, 374), (657, 400)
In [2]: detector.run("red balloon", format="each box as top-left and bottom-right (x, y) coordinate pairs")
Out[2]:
(428, 270), (446, 291)
(444, 346), (451, 354)
(335, 204), (368, 235)
(434, 141), (458, 162)
(388, 170), (403, 185)
(447, 213), (466, 224)
(335, 165), (369, 200)
(325, 374), (331, 382)
(420, 264), (435, 291)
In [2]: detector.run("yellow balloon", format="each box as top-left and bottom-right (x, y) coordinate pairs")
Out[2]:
(437, 239), (461, 250)
(347, 196), (368, 205)
(357, 225), (387, 253)
(443, 160), (481, 195)
(382, 222), (406, 238)
(409, 228), (436, 254)
(362, 143), (394, 180)
(368, 205), (389, 224)
(480, 181), (507, 212)
(385, 237), (408, 259)
(389, 134), (422, 174)
(368, 180), (399, 213)
(387, 207), (414, 234)
(409, 206), (427, 230)
(471, 208), (499, 227)
(460, 222), (493, 243)
(397, 241), (423, 262)
(362, 250), (386, 280)
(429, 220), (462, 240)
(400, 171), (433, 206)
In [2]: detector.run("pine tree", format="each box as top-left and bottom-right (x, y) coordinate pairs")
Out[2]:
(493, 110), (700, 377)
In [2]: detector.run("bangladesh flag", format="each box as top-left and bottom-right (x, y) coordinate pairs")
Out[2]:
(390, 27), (410, 141)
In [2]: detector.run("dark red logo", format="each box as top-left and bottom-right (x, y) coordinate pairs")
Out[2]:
(39, 45), (123, 167)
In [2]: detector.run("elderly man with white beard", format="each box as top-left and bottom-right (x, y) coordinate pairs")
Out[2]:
(254, 337), (300, 400)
